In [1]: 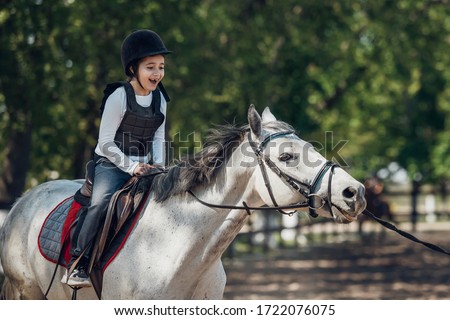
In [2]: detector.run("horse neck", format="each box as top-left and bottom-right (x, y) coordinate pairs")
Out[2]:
(196, 169), (257, 261)
(181, 148), (261, 264)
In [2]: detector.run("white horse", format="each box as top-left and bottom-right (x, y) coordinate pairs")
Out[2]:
(0, 106), (366, 299)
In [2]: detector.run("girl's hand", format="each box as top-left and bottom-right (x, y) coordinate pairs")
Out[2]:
(133, 163), (154, 176)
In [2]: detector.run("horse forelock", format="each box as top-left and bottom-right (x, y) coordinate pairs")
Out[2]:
(152, 120), (296, 202)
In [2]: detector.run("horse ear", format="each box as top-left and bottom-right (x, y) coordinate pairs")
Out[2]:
(261, 106), (277, 122)
(248, 104), (262, 138)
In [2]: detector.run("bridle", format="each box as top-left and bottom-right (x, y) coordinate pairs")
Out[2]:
(248, 130), (339, 217)
(188, 130), (340, 218)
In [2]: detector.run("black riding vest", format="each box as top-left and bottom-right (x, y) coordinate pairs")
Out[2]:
(100, 81), (165, 157)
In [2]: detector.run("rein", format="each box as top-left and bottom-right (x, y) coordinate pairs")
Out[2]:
(189, 191), (450, 257)
(188, 190), (308, 215)
(188, 130), (339, 218)
(363, 209), (450, 256)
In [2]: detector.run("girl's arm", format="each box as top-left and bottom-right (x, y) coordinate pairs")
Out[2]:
(151, 92), (167, 166)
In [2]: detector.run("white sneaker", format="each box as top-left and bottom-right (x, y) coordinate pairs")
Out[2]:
(61, 267), (92, 288)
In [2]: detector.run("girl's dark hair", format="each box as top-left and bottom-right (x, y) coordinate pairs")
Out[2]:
(127, 58), (141, 81)
(127, 58), (147, 90)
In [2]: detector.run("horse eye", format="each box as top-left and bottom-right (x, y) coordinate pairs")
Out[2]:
(279, 153), (293, 162)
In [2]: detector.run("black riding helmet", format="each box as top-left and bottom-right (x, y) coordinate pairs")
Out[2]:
(121, 29), (172, 77)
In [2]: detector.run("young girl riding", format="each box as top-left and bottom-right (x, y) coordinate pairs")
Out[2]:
(62, 29), (171, 287)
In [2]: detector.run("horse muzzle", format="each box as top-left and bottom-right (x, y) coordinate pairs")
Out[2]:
(331, 184), (367, 223)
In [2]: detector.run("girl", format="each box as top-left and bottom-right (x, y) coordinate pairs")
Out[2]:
(62, 29), (171, 287)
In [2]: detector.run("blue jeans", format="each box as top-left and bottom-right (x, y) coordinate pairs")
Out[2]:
(71, 157), (131, 260)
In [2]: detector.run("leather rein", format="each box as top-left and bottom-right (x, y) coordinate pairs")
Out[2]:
(188, 130), (339, 218)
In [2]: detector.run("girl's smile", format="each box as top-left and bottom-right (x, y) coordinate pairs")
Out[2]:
(131, 55), (165, 96)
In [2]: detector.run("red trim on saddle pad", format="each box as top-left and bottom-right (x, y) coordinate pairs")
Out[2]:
(37, 196), (78, 265)
(61, 199), (82, 263)
(38, 192), (150, 272)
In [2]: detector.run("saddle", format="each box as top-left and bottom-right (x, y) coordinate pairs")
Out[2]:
(69, 161), (164, 298)
(76, 161), (161, 259)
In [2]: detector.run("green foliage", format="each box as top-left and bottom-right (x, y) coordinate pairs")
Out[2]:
(0, 0), (449, 190)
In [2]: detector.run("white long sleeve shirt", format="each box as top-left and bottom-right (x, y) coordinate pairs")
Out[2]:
(94, 86), (167, 175)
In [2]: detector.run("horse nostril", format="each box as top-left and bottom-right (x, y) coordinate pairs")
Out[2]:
(343, 186), (357, 199)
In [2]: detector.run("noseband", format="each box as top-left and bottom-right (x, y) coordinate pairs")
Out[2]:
(188, 130), (339, 218)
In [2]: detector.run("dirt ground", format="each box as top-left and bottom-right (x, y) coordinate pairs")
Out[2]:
(1, 215), (449, 300)
(222, 227), (450, 300)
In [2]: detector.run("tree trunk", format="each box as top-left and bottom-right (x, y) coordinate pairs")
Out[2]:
(0, 110), (32, 209)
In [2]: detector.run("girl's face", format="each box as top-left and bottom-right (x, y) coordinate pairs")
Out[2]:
(131, 55), (165, 95)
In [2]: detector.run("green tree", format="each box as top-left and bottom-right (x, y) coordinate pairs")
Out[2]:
(0, 1), (71, 206)
(1, 0), (448, 208)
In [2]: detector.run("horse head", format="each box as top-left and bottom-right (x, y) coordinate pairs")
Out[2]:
(247, 105), (366, 223)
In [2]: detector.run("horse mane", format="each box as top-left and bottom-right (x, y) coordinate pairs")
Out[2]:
(152, 120), (295, 202)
